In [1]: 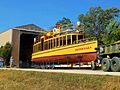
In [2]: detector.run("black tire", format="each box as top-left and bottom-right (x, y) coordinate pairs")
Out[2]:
(102, 58), (111, 71)
(111, 57), (120, 72)
(91, 61), (96, 70)
(49, 65), (53, 69)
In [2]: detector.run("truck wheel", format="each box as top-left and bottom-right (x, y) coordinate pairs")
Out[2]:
(111, 57), (120, 72)
(91, 61), (96, 70)
(102, 58), (110, 71)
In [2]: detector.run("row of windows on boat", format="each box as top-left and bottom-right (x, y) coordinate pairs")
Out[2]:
(33, 35), (83, 53)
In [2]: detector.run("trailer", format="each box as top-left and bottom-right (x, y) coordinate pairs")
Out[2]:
(101, 41), (120, 72)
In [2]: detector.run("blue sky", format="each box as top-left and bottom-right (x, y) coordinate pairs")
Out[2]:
(0, 0), (120, 32)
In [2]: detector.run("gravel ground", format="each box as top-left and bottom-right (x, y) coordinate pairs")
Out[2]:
(0, 68), (120, 76)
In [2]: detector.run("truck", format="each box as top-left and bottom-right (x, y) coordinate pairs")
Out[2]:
(101, 41), (120, 72)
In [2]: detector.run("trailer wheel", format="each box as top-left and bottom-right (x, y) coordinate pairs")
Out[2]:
(102, 58), (110, 71)
(111, 57), (120, 72)
(91, 61), (96, 70)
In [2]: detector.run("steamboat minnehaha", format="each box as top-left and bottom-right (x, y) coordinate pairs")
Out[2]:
(32, 24), (98, 69)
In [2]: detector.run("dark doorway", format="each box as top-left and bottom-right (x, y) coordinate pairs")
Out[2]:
(41, 38), (44, 51)
(19, 34), (35, 68)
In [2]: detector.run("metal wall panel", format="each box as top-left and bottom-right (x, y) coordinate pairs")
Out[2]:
(0, 29), (13, 46)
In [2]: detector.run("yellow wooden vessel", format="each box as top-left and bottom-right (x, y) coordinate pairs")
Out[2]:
(32, 24), (98, 65)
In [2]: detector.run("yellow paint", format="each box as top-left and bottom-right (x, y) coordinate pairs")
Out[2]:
(46, 31), (53, 36)
(34, 33), (83, 46)
(56, 29), (61, 34)
(32, 40), (97, 59)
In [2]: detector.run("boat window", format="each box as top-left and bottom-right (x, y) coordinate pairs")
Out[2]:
(51, 39), (53, 48)
(56, 38), (59, 47)
(47, 41), (49, 50)
(41, 38), (44, 51)
(35, 45), (38, 52)
(67, 35), (71, 45)
(37, 44), (39, 51)
(60, 37), (63, 46)
(37, 45), (38, 52)
(38, 43), (41, 51)
(54, 39), (56, 47)
(72, 35), (76, 44)
(78, 35), (83, 40)
(39, 36), (41, 42)
(44, 41), (47, 50)
(47, 41), (49, 49)
(52, 39), (54, 48)
(63, 36), (66, 46)
(49, 40), (51, 49)
(48, 40), (51, 49)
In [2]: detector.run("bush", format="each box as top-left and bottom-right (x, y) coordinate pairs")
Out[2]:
(0, 42), (12, 66)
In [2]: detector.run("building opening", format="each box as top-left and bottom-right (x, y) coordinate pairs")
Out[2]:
(19, 34), (35, 68)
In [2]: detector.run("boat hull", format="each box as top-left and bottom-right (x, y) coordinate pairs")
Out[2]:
(32, 52), (97, 64)
(32, 40), (98, 64)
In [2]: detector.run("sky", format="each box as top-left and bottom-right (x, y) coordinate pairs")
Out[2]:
(0, 0), (120, 32)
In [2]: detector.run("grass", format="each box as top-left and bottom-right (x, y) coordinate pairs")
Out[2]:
(0, 70), (120, 90)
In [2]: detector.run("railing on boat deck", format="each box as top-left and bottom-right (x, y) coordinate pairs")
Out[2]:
(77, 37), (97, 44)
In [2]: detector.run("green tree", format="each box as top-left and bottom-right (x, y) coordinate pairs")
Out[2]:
(78, 6), (120, 45)
(110, 26), (120, 42)
(57, 17), (73, 30)
(0, 42), (12, 66)
(103, 20), (120, 44)
(75, 22), (85, 32)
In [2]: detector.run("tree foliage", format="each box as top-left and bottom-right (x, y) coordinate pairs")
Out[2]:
(78, 6), (120, 45)
(75, 22), (85, 32)
(0, 42), (12, 66)
(110, 26), (120, 42)
(103, 20), (120, 44)
(57, 17), (73, 30)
